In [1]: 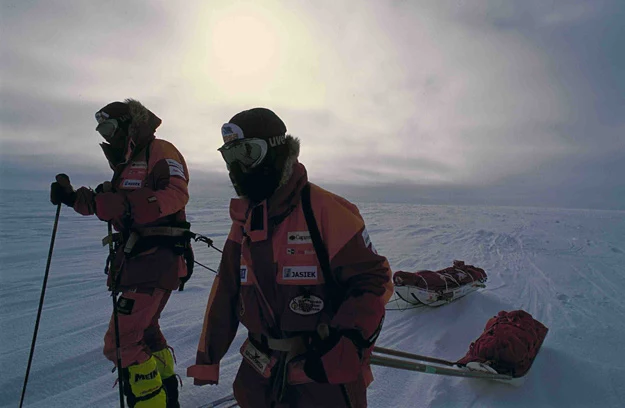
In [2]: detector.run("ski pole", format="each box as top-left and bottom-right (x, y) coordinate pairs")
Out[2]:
(108, 221), (125, 408)
(19, 203), (62, 408)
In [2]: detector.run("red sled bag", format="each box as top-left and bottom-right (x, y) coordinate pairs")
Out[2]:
(456, 310), (548, 378)
(393, 260), (487, 306)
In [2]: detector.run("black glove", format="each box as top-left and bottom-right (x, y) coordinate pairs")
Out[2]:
(95, 181), (113, 194)
(179, 244), (195, 291)
(50, 174), (76, 207)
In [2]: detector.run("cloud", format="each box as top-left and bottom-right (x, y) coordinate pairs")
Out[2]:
(1, 0), (623, 209)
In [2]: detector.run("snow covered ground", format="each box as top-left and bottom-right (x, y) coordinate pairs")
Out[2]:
(1, 189), (624, 408)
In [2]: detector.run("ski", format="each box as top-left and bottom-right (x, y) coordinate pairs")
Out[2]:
(199, 393), (236, 408)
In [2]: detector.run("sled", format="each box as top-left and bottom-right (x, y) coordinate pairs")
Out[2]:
(371, 310), (548, 386)
(393, 260), (487, 306)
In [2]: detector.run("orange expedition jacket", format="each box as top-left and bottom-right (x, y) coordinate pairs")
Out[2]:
(188, 162), (393, 388)
(73, 100), (190, 291)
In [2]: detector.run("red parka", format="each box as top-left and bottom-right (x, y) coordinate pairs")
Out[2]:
(73, 100), (190, 291)
(188, 162), (393, 407)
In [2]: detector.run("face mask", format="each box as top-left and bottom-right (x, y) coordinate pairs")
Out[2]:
(229, 161), (281, 203)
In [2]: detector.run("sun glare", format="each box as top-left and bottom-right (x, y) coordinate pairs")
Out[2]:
(211, 13), (281, 79)
(197, 4), (285, 97)
(182, 1), (325, 108)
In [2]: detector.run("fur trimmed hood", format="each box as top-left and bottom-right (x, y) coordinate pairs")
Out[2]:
(98, 99), (162, 167)
(125, 98), (162, 148)
(279, 134), (300, 187)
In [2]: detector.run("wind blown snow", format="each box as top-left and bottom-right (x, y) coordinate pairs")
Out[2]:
(1, 190), (624, 407)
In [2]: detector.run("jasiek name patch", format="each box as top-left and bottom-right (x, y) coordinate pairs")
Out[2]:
(282, 266), (317, 280)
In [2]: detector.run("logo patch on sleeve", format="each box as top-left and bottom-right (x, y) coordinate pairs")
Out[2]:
(361, 227), (378, 254)
(166, 159), (186, 180)
(282, 266), (318, 280)
(117, 297), (135, 315)
(287, 231), (312, 244)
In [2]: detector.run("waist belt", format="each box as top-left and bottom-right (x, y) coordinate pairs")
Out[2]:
(250, 333), (307, 354)
(101, 227), (192, 255)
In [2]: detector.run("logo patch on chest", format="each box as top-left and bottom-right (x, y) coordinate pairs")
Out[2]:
(289, 295), (324, 315)
(282, 266), (318, 280)
(240, 265), (248, 283)
(287, 231), (312, 244)
(131, 161), (148, 169)
(122, 179), (143, 189)
(286, 248), (316, 256)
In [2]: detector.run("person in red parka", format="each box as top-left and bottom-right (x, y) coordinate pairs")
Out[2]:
(50, 99), (191, 408)
(187, 108), (394, 407)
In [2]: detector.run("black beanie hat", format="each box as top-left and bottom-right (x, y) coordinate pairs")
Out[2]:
(221, 108), (286, 144)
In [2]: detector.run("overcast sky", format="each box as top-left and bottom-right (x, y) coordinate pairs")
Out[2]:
(1, 0), (623, 209)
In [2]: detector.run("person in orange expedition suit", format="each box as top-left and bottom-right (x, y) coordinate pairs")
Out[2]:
(187, 108), (394, 407)
(50, 99), (192, 408)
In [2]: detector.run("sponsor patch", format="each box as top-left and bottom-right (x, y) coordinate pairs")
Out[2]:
(242, 340), (271, 375)
(287, 231), (312, 244)
(95, 111), (109, 123)
(361, 227), (378, 254)
(134, 369), (158, 383)
(268, 135), (286, 147)
(286, 248), (316, 256)
(289, 295), (324, 315)
(122, 179), (143, 189)
(240, 265), (248, 283)
(147, 196), (157, 203)
(282, 266), (318, 280)
(166, 159), (186, 180)
(131, 161), (148, 169)
(221, 123), (245, 143)
(117, 297), (135, 315)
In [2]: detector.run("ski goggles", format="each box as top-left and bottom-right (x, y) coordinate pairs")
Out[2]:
(95, 119), (120, 141)
(218, 138), (268, 172)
